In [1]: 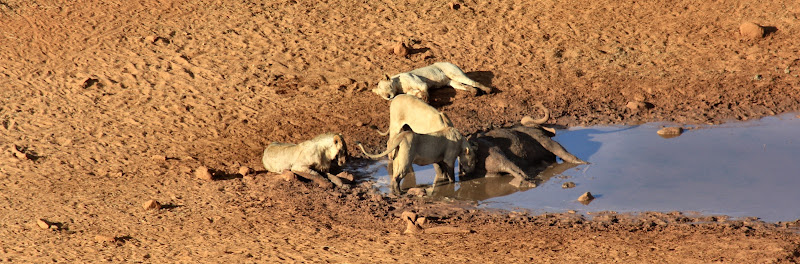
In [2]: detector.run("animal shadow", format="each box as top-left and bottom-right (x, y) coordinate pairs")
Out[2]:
(427, 70), (497, 108)
(466, 71), (495, 93)
(763, 26), (778, 36)
(208, 168), (243, 181)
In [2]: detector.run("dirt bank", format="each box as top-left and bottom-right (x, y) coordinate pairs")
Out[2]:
(1, 0), (799, 262)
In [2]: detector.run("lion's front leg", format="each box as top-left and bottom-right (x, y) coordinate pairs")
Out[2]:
(398, 74), (430, 101)
(291, 166), (334, 188)
(433, 161), (455, 183)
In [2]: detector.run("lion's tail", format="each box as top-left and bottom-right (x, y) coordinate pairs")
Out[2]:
(356, 141), (392, 159)
(375, 127), (389, 136)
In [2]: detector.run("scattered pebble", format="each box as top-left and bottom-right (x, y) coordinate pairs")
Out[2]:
(195, 166), (213, 180)
(151, 155), (166, 161)
(95, 235), (116, 243)
(281, 170), (297, 181)
(406, 188), (426, 197)
(739, 22), (764, 40)
(178, 166), (192, 174)
(401, 211), (425, 234)
(142, 199), (161, 210)
(562, 181), (576, 189)
(626, 101), (647, 111)
(238, 166), (250, 176)
(657, 127), (683, 138)
(393, 42), (409, 57)
(335, 171), (355, 182)
(36, 219), (50, 229)
(578, 192), (595, 203)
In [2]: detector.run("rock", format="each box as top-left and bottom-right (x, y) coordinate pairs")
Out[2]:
(491, 100), (508, 109)
(95, 235), (116, 243)
(401, 211), (425, 234)
(280, 170), (297, 181)
(142, 199), (161, 210)
(238, 166), (250, 176)
(393, 42), (409, 57)
(151, 155), (166, 161)
(509, 177), (536, 188)
(449, 2), (461, 10)
(657, 127), (683, 138)
(334, 171), (355, 182)
(739, 22), (764, 40)
(406, 188), (426, 197)
(36, 219), (50, 229)
(578, 192), (595, 204)
(178, 165), (192, 174)
(194, 166), (213, 180)
(562, 181), (576, 189)
(626, 101), (647, 111)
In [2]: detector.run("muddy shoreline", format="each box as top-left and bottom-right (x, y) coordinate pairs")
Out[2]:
(2, 0), (800, 262)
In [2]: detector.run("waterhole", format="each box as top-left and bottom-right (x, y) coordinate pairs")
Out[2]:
(362, 113), (800, 222)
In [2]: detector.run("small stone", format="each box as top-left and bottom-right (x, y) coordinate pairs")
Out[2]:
(36, 219), (50, 229)
(562, 181), (576, 189)
(449, 2), (461, 10)
(142, 199), (161, 210)
(753, 74), (762, 81)
(238, 166), (250, 176)
(401, 211), (425, 234)
(657, 127), (683, 138)
(355, 121), (364, 127)
(151, 155), (166, 161)
(626, 101), (646, 111)
(281, 170), (297, 181)
(406, 188), (426, 197)
(195, 166), (213, 180)
(578, 192), (595, 204)
(739, 22), (764, 40)
(335, 171), (355, 181)
(95, 235), (116, 243)
(393, 42), (409, 57)
(492, 100), (508, 109)
(178, 165), (192, 174)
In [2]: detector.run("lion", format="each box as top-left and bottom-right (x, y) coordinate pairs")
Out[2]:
(375, 94), (453, 150)
(373, 62), (492, 101)
(262, 133), (348, 185)
(357, 126), (477, 194)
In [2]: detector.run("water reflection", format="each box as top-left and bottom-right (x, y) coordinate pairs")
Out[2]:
(362, 113), (800, 222)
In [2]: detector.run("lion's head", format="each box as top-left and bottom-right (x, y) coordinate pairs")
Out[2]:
(458, 139), (478, 176)
(373, 74), (397, 100)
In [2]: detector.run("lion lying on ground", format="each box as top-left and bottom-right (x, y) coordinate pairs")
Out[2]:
(373, 62), (492, 101)
(262, 133), (348, 186)
(357, 126), (476, 194)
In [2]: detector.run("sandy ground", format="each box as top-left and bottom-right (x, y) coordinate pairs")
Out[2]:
(2, 0), (800, 262)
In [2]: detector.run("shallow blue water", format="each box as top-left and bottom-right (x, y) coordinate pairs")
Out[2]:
(366, 113), (800, 222)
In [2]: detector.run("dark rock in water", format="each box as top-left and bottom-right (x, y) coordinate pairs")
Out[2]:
(578, 192), (594, 205)
(562, 181), (576, 189)
(657, 127), (683, 138)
